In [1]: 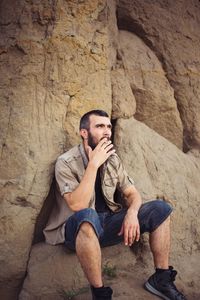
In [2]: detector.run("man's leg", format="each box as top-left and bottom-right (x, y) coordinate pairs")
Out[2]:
(149, 215), (170, 269)
(76, 221), (103, 287)
(140, 200), (187, 300)
(65, 208), (113, 300)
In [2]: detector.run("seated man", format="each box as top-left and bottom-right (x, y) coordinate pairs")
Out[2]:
(44, 109), (187, 300)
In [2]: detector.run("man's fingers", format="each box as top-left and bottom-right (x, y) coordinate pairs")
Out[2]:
(104, 140), (112, 147)
(118, 224), (124, 236)
(105, 143), (114, 152)
(128, 225), (140, 246)
(128, 227), (133, 246)
(136, 226), (140, 242)
(124, 227), (129, 246)
(101, 140), (114, 153)
(132, 225), (140, 243)
(96, 137), (108, 148)
(105, 141), (116, 156)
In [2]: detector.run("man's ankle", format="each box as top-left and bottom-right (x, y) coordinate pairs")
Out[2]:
(91, 285), (104, 290)
(155, 267), (169, 273)
(91, 285), (113, 300)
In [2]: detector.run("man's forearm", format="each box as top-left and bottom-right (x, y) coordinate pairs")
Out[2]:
(119, 185), (142, 245)
(124, 186), (142, 213)
(64, 161), (98, 211)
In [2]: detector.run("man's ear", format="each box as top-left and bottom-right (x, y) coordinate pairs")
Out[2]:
(80, 129), (88, 140)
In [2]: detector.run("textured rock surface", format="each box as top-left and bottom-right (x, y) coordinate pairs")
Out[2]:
(118, 30), (183, 149)
(111, 67), (136, 119)
(19, 243), (141, 300)
(0, 0), (111, 299)
(117, 0), (200, 151)
(113, 118), (200, 299)
(20, 120), (200, 300)
(114, 118), (200, 254)
(0, 0), (200, 299)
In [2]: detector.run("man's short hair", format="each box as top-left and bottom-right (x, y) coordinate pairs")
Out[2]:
(79, 109), (109, 130)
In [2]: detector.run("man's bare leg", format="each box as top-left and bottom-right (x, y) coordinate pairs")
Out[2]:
(149, 216), (171, 269)
(145, 216), (187, 299)
(76, 222), (103, 287)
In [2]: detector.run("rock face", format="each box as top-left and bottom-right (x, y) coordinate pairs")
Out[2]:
(0, 0), (112, 298)
(0, 0), (200, 299)
(19, 243), (144, 300)
(117, 0), (200, 151)
(118, 30), (183, 149)
(114, 118), (200, 255)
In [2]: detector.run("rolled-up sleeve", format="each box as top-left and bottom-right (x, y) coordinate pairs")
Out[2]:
(55, 158), (79, 196)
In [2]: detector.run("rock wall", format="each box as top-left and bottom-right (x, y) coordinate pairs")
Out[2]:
(117, 0), (200, 152)
(0, 0), (200, 299)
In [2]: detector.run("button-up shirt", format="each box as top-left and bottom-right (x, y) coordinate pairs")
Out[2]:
(44, 143), (134, 245)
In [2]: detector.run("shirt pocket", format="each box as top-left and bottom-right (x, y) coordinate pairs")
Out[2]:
(104, 176), (118, 187)
(103, 176), (118, 201)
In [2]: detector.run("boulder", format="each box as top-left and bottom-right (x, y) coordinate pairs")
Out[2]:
(18, 241), (154, 300)
(114, 117), (200, 299)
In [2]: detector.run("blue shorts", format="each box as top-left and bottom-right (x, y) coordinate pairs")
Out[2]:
(64, 200), (172, 251)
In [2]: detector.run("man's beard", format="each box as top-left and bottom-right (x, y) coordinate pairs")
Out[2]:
(87, 131), (110, 150)
(87, 131), (98, 150)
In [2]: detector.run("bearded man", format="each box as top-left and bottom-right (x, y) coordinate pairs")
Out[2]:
(44, 109), (187, 300)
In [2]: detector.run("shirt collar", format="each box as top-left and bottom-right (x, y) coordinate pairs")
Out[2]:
(79, 143), (88, 169)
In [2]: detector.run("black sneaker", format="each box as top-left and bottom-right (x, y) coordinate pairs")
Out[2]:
(91, 286), (113, 300)
(144, 266), (187, 300)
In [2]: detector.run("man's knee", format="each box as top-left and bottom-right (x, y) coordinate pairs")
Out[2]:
(150, 200), (173, 231)
(78, 221), (97, 239)
(74, 208), (103, 239)
(139, 200), (173, 233)
(74, 208), (99, 221)
(164, 214), (171, 223)
(154, 199), (172, 215)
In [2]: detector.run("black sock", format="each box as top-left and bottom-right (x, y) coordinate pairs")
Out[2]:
(91, 285), (104, 291)
(156, 267), (169, 273)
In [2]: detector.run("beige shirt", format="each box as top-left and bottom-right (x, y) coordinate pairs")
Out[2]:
(43, 144), (134, 245)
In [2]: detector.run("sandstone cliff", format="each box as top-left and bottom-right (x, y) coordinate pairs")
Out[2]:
(0, 0), (200, 299)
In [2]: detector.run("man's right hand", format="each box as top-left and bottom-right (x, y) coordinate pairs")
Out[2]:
(84, 138), (115, 169)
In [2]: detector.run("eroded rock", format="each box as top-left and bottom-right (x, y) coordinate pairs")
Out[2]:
(117, 0), (200, 151)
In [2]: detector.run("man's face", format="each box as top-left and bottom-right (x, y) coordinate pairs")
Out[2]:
(87, 115), (112, 149)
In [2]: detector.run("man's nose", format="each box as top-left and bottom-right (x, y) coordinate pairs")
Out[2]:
(104, 127), (111, 136)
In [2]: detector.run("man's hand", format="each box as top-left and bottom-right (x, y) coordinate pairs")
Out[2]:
(118, 209), (140, 246)
(84, 138), (115, 169)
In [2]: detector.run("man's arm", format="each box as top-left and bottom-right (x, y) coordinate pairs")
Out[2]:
(118, 185), (142, 246)
(64, 138), (115, 212)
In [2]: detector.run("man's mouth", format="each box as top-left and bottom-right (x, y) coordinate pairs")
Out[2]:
(100, 136), (110, 141)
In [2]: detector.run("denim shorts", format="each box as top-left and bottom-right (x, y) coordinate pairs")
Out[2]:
(64, 199), (173, 251)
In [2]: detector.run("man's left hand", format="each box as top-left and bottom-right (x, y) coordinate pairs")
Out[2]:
(118, 209), (140, 246)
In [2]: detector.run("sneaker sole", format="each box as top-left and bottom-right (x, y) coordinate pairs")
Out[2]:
(144, 281), (170, 300)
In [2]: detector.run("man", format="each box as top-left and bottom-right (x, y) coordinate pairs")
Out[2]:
(44, 110), (187, 300)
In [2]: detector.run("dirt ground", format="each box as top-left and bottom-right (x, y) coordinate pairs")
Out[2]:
(66, 264), (198, 300)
